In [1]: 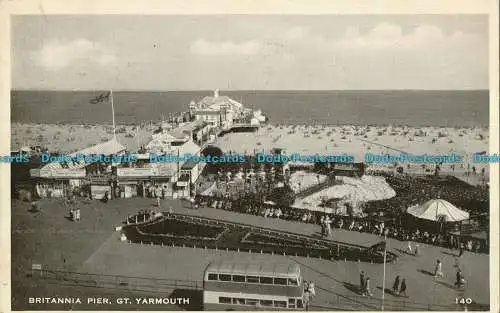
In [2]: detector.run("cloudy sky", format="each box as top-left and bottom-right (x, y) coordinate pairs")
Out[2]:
(11, 15), (488, 90)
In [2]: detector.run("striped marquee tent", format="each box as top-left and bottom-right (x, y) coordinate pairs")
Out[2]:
(35, 137), (126, 177)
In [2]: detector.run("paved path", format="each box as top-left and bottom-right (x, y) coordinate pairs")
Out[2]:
(12, 197), (489, 310)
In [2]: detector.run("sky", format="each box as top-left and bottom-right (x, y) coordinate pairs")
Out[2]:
(11, 15), (489, 90)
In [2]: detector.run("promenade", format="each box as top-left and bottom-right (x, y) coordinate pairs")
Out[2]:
(11, 197), (489, 310)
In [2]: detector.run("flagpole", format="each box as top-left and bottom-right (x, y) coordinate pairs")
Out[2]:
(382, 234), (387, 311)
(110, 89), (116, 138)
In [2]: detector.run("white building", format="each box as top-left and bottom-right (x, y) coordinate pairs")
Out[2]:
(189, 89), (247, 129)
(143, 131), (203, 198)
(30, 137), (126, 199)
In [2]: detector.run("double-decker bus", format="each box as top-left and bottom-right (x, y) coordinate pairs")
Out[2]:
(203, 260), (305, 311)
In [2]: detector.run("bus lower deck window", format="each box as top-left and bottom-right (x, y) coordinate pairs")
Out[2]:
(246, 276), (259, 283)
(274, 301), (287, 308)
(260, 276), (273, 284)
(219, 297), (231, 304)
(297, 299), (304, 308)
(234, 298), (246, 305)
(260, 300), (273, 307)
(288, 299), (296, 309)
(245, 299), (258, 306)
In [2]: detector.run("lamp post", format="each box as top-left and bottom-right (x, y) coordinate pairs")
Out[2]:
(382, 234), (387, 311)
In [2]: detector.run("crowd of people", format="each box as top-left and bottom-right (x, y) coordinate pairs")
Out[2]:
(433, 259), (466, 288)
(364, 172), (489, 217)
(194, 187), (487, 254)
(124, 208), (164, 225)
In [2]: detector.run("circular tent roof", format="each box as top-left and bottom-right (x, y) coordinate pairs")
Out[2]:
(407, 199), (469, 222)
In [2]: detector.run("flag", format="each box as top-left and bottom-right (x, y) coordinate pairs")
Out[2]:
(90, 91), (111, 104)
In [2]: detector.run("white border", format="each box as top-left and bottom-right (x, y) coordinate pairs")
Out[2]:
(0, 1), (498, 313)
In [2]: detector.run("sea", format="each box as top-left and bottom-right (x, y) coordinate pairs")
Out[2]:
(10, 90), (489, 127)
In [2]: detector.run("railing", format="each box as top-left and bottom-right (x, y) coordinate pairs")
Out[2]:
(28, 268), (473, 311)
(295, 179), (331, 199)
(231, 123), (259, 128)
(123, 213), (396, 263)
(170, 213), (370, 252)
(30, 268), (203, 292)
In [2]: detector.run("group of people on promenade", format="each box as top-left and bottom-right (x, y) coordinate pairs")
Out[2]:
(195, 194), (486, 253)
(358, 271), (407, 298)
(433, 259), (466, 289)
(303, 280), (316, 310)
(68, 207), (81, 222)
(63, 196), (81, 222)
(390, 275), (408, 297)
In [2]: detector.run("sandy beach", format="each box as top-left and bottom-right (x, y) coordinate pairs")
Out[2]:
(11, 122), (154, 154)
(215, 124), (489, 163)
(11, 122), (489, 166)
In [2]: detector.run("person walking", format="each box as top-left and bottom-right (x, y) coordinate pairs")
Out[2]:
(455, 269), (465, 289)
(399, 278), (407, 297)
(325, 216), (332, 237)
(365, 277), (373, 297)
(406, 241), (413, 255)
(360, 271), (366, 294)
(303, 291), (310, 311)
(434, 260), (444, 279)
(75, 208), (81, 222)
(308, 281), (316, 300)
(458, 244), (464, 257)
(392, 276), (400, 294)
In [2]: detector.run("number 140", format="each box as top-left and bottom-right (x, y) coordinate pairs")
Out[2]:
(456, 297), (472, 305)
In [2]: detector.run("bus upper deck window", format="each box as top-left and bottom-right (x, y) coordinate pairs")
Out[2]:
(219, 274), (232, 281)
(260, 276), (273, 284)
(288, 278), (298, 285)
(246, 276), (259, 283)
(274, 277), (287, 285)
(233, 275), (245, 282)
(207, 273), (218, 281)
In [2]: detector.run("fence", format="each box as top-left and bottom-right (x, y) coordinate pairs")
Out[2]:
(30, 268), (203, 293)
(29, 268), (471, 311)
(123, 213), (397, 263)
